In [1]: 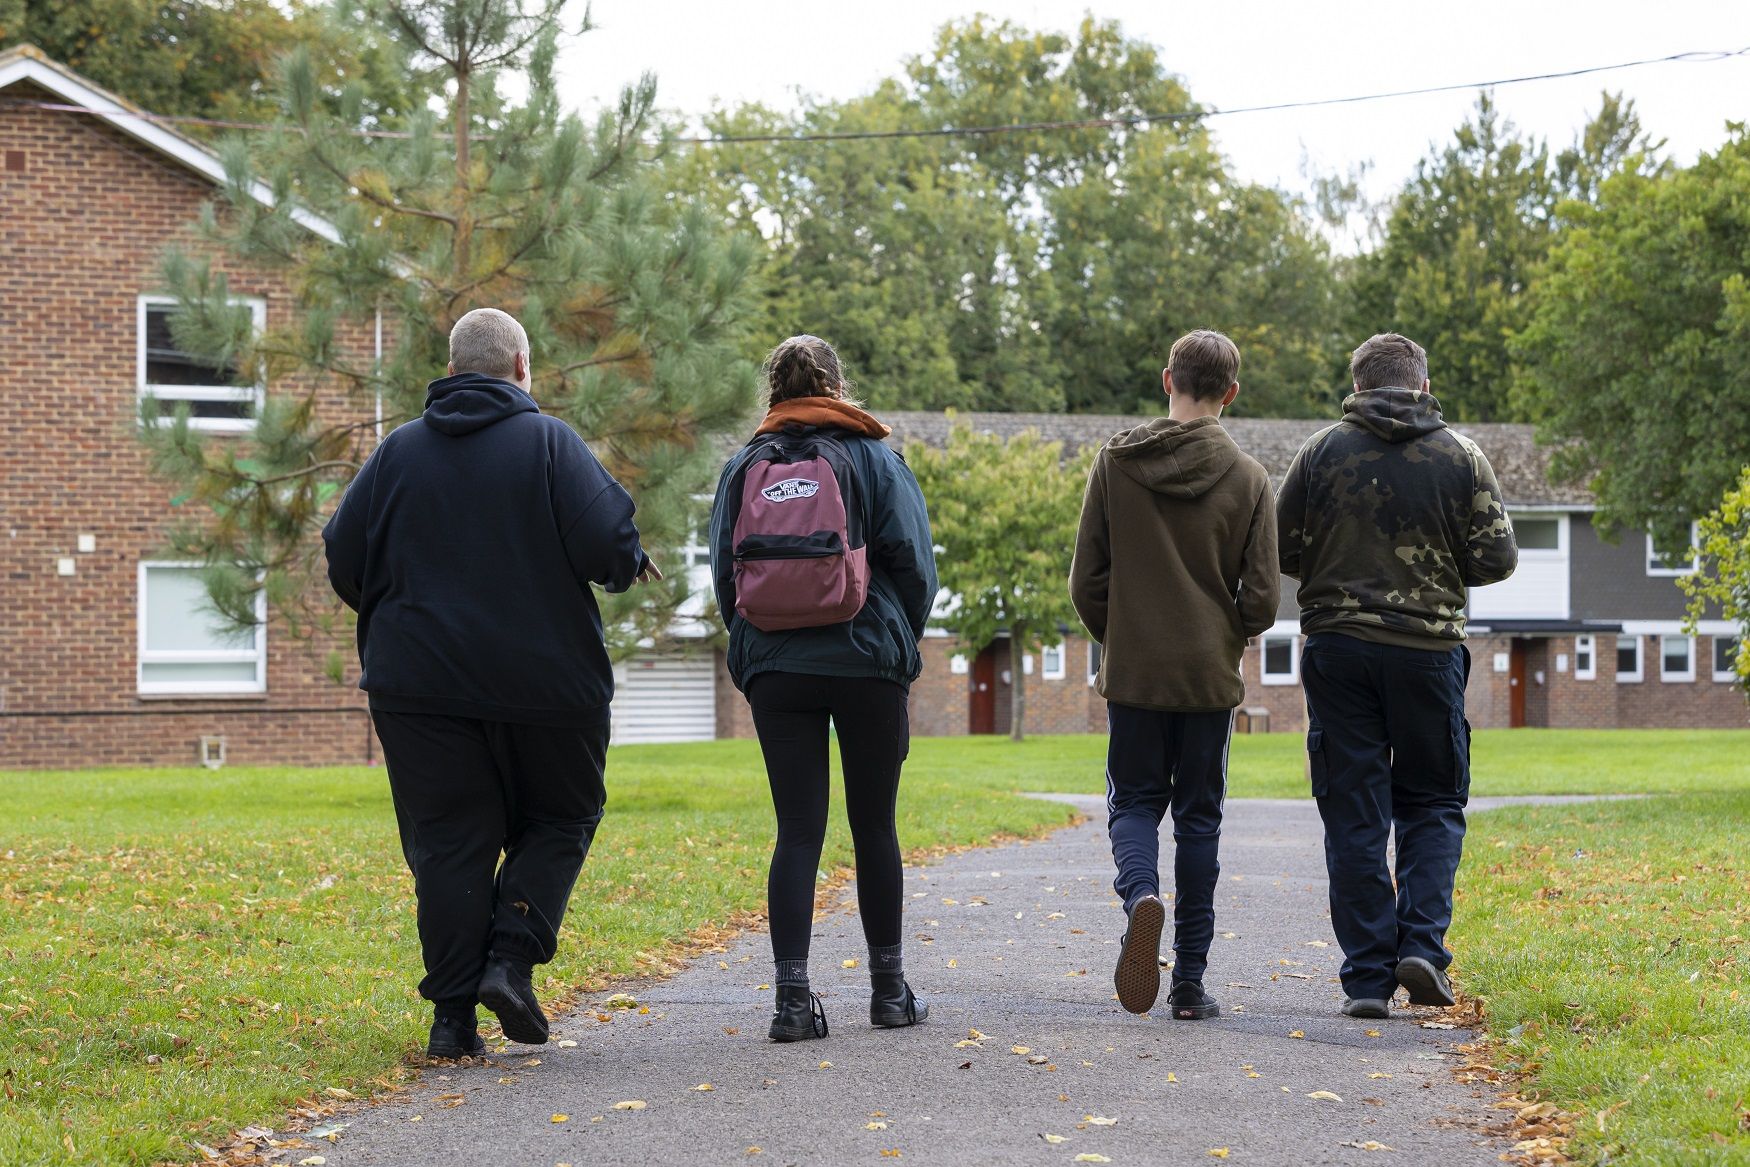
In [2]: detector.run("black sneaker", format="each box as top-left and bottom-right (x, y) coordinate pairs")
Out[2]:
(1342, 997), (1390, 1019)
(478, 955), (549, 1045)
(1395, 957), (1457, 1007)
(769, 984), (829, 1042)
(426, 1014), (486, 1059)
(1166, 979), (1220, 1020)
(1114, 894), (1165, 1014)
(870, 973), (928, 1028)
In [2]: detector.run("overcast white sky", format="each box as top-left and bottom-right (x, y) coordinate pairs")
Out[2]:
(555, 0), (1750, 204)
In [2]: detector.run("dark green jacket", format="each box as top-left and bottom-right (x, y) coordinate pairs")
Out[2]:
(1275, 388), (1519, 649)
(710, 429), (937, 691)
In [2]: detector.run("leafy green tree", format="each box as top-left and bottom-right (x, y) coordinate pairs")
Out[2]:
(1347, 92), (1655, 421)
(0, 0), (414, 128)
(141, 0), (759, 651)
(1682, 467), (1750, 697)
(687, 16), (1341, 416)
(1514, 128), (1750, 554)
(907, 420), (1085, 740)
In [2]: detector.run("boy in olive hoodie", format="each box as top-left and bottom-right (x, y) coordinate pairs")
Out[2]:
(1069, 330), (1279, 1018)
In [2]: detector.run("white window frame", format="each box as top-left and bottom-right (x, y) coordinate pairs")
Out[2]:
(1511, 514), (1567, 556)
(948, 653), (969, 676)
(1645, 522), (1700, 577)
(137, 561), (267, 695)
(138, 294), (266, 434)
(1614, 634), (1643, 684)
(1259, 634), (1301, 686)
(1040, 643), (1066, 680)
(1658, 634), (1695, 683)
(1087, 641), (1101, 686)
(1572, 634), (1596, 681)
(1714, 636), (1742, 684)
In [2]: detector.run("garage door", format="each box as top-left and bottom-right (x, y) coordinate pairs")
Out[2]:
(610, 651), (717, 744)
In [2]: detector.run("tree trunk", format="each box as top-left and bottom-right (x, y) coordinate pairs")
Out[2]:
(453, 63), (472, 284)
(1008, 627), (1027, 742)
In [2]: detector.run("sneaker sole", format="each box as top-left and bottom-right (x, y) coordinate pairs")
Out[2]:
(1115, 897), (1164, 1015)
(871, 1006), (928, 1029)
(480, 982), (549, 1045)
(1396, 958), (1457, 1007)
(1170, 1000), (1220, 1021)
(768, 1025), (827, 1043)
(1342, 999), (1391, 1019)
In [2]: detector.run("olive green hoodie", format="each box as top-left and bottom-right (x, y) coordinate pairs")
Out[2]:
(1069, 416), (1280, 712)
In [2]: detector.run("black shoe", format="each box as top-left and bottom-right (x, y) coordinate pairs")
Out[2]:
(426, 1014), (487, 1059)
(478, 956), (549, 1045)
(1396, 957), (1457, 1007)
(1114, 894), (1165, 1014)
(1342, 997), (1391, 1019)
(870, 972), (928, 1028)
(1166, 979), (1220, 1020)
(768, 984), (829, 1042)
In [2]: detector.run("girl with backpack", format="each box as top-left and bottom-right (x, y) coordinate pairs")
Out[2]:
(708, 334), (939, 1042)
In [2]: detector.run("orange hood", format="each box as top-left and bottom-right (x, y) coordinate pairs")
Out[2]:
(754, 397), (892, 440)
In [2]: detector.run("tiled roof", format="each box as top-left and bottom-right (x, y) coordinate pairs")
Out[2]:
(878, 410), (1592, 508)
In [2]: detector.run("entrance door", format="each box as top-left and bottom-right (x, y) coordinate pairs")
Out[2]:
(1508, 639), (1528, 728)
(969, 645), (997, 734)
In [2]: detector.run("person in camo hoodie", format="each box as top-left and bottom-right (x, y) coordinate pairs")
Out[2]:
(1275, 332), (1518, 1021)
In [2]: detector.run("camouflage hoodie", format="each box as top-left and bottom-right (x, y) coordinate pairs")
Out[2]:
(1275, 388), (1518, 650)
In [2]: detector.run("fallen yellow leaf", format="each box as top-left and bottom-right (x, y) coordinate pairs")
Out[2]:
(968, 1028), (987, 1040)
(1364, 1029), (1381, 1038)
(1289, 1030), (1305, 1039)
(879, 1151), (903, 1159)
(1083, 1115), (1117, 1126)
(1075, 1156), (1112, 1164)
(556, 1039), (578, 1048)
(866, 1121), (888, 1130)
(1209, 1150), (1230, 1159)
(550, 1114), (569, 1124)
(819, 1061), (833, 1069)
(1247, 1072), (1262, 1079)
(612, 1100), (647, 1111)
(947, 959), (958, 968)
(693, 1083), (714, 1092)
(1042, 1133), (1067, 1144)
(1306, 1090), (1344, 1102)
(1369, 1072), (1393, 1079)
(1166, 1072), (1179, 1083)
(1011, 1045), (1032, 1055)
(298, 1159), (326, 1167)
(843, 959), (860, 969)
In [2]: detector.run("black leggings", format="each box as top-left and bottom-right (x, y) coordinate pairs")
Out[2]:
(747, 671), (911, 964)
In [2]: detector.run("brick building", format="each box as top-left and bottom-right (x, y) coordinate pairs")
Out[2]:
(2, 50), (1740, 770)
(1, 47), (379, 769)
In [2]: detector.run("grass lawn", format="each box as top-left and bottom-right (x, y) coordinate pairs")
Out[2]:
(2, 728), (1746, 1165)
(1453, 791), (1750, 1165)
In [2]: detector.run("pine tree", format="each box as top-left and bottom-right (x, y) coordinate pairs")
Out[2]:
(140, 0), (760, 653)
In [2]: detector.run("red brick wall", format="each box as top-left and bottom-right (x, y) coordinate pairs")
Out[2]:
(0, 90), (377, 769)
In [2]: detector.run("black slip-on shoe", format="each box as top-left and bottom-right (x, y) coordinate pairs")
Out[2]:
(1114, 894), (1165, 1015)
(1166, 979), (1220, 1020)
(426, 1015), (487, 1059)
(1342, 997), (1391, 1019)
(769, 984), (829, 1042)
(478, 956), (549, 1045)
(1396, 956), (1458, 1007)
(870, 973), (928, 1028)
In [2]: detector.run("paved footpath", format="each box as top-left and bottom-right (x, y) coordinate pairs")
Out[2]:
(314, 796), (1548, 1167)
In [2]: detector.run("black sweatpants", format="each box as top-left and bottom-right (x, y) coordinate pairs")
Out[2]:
(1300, 633), (1471, 1001)
(1104, 702), (1232, 984)
(746, 672), (910, 965)
(372, 708), (609, 1006)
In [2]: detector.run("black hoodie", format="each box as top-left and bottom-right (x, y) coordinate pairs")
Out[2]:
(323, 372), (649, 726)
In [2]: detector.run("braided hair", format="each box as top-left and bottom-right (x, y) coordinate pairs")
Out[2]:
(763, 334), (857, 407)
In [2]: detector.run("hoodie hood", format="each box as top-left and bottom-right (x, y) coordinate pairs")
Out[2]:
(755, 396), (892, 439)
(1105, 415), (1240, 499)
(1340, 387), (1447, 443)
(422, 372), (539, 436)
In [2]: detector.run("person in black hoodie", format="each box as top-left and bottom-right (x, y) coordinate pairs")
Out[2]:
(323, 308), (656, 1059)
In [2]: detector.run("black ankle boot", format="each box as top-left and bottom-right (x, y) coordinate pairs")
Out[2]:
(768, 984), (828, 1042)
(478, 955), (549, 1045)
(870, 972), (928, 1028)
(427, 1011), (486, 1059)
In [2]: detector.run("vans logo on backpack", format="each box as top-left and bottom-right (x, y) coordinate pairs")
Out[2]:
(761, 478), (820, 503)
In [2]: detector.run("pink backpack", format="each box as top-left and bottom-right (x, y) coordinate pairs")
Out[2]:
(730, 430), (870, 631)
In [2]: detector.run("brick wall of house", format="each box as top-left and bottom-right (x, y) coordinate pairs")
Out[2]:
(1615, 635), (1748, 729)
(0, 90), (377, 769)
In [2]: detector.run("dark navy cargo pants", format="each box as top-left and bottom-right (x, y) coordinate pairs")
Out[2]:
(1301, 632), (1471, 1001)
(1105, 703), (1232, 984)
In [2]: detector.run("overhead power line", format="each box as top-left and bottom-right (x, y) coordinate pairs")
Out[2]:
(676, 47), (1750, 145)
(5, 46), (1745, 144)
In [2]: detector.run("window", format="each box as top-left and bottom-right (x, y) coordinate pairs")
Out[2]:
(1087, 641), (1102, 686)
(138, 295), (265, 433)
(1646, 523), (1700, 577)
(1514, 518), (1562, 550)
(1659, 635), (1695, 683)
(1260, 635), (1299, 685)
(949, 653), (969, 676)
(1041, 644), (1066, 680)
(1573, 634), (1596, 681)
(1615, 634), (1642, 683)
(138, 563), (266, 694)
(1715, 636), (1742, 683)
